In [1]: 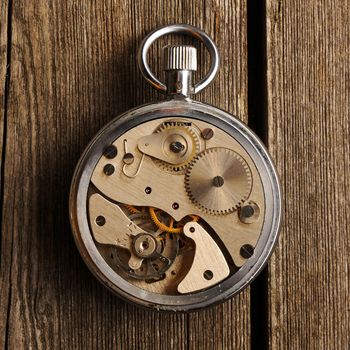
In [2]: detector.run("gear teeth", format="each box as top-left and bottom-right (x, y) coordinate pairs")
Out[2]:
(184, 147), (253, 215)
(153, 121), (202, 174)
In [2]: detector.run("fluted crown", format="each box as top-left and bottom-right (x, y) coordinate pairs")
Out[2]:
(162, 45), (197, 71)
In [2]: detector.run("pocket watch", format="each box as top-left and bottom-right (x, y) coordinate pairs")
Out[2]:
(69, 24), (281, 311)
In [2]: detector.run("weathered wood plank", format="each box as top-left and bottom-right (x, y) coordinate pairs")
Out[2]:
(0, 0), (10, 348)
(0, 0), (8, 120)
(266, 1), (350, 349)
(0, 1), (250, 349)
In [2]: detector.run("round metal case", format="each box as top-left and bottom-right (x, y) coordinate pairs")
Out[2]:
(69, 25), (281, 311)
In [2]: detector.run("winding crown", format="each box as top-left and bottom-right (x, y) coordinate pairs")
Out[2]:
(162, 45), (197, 71)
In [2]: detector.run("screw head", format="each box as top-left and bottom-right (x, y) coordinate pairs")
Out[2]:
(123, 153), (134, 165)
(189, 227), (195, 233)
(203, 270), (213, 280)
(145, 187), (152, 194)
(212, 175), (224, 187)
(240, 244), (254, 259)
(239, 202), (260, 224)
(241, 205), (254, 218)
(103, 145), (118, 159)
(201, 128), (214, 140)
(169, 141), (185, 153)
(103, 164), (115, 176)
(96, 216), (106, 226)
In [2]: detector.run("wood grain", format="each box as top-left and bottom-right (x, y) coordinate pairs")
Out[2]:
(0, 1), (249, 349)
(0, 0), (9, 348)
(266, 1), (350, 349)
(0, 0), (8, 125)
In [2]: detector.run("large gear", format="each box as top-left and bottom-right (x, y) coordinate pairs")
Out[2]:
(152, 121), (203, 174)
(185, 148), (253, 215)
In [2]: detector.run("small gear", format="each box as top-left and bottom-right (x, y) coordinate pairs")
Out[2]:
(185, 148), (253, 215)
(153, 121), (203, 174)
(105, 209), (179, 280)
(148, 207), (199, 234)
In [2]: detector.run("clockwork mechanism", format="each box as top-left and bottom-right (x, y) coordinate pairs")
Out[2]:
(69, 25), (281, 311)
(87, 116), (265, 295)
(104, 207), (179, 280)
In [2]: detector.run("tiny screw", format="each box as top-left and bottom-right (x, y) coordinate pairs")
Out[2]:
(172, 202), (179, 210)
(189, 227), (195, 233)
(169, 141), (185, 153)
(145, 187), (152, 194)
(201, 128), (214, 140)
(123, 153), (134, 165)
(203, 270), (213, 280)
(241, 205), (255, 218)
(240, 244), (254, 259)
(103, 164), (115, 176)
(212, 175), (224, 187)
(96, 216), (106, 226)
(103, 145), (118, 159)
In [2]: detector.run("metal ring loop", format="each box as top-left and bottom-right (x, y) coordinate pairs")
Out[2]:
(138, 24), (220, 94)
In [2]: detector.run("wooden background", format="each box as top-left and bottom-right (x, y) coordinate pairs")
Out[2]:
(0, 1), (349, 349)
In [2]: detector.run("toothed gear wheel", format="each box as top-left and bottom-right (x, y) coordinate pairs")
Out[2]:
(153, 121), (202, 174)
(185, 148), (253, 215)
(103, 210), (179, 280)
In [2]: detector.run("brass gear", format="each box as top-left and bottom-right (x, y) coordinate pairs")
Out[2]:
(185, 148), (253, 215)
(148, 207), (199, 234)
(153, 121), (202, 174)
(105, 206), (179, 280)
